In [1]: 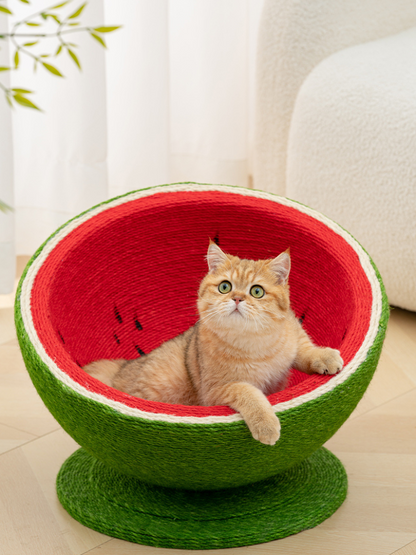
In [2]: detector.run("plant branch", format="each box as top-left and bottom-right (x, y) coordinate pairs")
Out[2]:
(0, 2), (120, 110)
(11, 1), (69, 34)
(3, 27), (92, 37)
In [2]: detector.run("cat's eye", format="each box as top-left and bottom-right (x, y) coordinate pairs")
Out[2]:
(218, 281), (232, 294)
(250, 285), (265, 298)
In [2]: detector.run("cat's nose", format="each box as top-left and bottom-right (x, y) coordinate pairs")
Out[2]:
(233, 297), (243, 305)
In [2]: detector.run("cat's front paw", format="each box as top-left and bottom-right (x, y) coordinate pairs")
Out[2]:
(310, 348), (343, 375)
(248, 413), (281, 446)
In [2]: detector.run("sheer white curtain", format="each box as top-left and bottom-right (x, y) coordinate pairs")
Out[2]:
(0, 8), (15, 293)
(0, 0), (263, 293)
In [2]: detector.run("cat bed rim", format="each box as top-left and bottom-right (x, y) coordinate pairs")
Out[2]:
(18, 182), (384, 425)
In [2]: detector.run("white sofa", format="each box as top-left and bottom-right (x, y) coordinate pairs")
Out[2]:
(255, 0), (416, 310)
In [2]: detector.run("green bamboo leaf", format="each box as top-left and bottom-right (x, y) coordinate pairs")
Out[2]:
(67, 47), (81, 70)
(26, 22), (41, 26)
(12, 88), (33, 93)
(42, 61), (64, 76)
(68, 2), (86, 20)
(40, 12), (47, 20)
(55, 44), (62, 56)
(67, 22), (80, 26)
(13, 93), (41, 111)
(0, 199), (13, 212)
(23, 41), (39, 47)
(40, 54), (50, 58)
(93, 26), (121, 33)
(47, 14), (61, 23)
(14, 50), (19, 69)
(19, 0), (30, 4)
(51, 1), (70, 8)
(0, 6), (13, 15)
(0, 66), (10, 72)
(90, 32), (106, 48)
(5, 94), (13, 108)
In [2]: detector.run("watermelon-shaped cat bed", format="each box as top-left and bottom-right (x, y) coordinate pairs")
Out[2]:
(15, 183), (388, 549)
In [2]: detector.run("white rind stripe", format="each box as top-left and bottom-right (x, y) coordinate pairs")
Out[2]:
(19, 183), (383, 425)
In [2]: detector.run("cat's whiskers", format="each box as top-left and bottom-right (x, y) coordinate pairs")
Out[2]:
(200, 307), (226, 326)
(259, 306), (285, 322)
(247, 308), (266, 334)
(239, 304), (274, 335)
(199, 312), (220, 325)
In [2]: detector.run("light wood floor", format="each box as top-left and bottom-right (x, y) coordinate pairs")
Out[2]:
(1, 257), (416, 555)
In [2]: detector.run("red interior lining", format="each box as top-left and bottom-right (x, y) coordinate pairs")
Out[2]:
(30, 190), (372, 417)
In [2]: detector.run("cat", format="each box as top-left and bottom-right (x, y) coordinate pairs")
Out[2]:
(84, 241), (343, 445)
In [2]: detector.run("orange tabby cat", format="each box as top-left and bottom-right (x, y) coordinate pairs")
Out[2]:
(84, 242), (343, 445)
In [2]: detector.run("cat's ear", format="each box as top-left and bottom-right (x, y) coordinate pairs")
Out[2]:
(269, 250), (291, 285)
(207, 241), (228, 273)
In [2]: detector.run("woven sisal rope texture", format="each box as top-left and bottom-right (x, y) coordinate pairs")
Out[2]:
(22, 186), (380, 420)
(56, 446), (347, 550)
(15, 183), (389, 491)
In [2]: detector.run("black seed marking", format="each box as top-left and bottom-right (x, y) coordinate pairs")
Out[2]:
(135, 345), (145, 356)
(214, 234), (220, 245)
(342, 329), (347, 340)
(76, 360), (82, 368)
(134, 319), (143, 331)
(58, 330), (65, 344)
(299, 313), (306, 324)
(114, 306), (123, 323)
(114, 333), (120, 345)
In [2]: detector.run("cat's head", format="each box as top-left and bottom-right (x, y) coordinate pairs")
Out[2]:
(197, 242), (291, 333)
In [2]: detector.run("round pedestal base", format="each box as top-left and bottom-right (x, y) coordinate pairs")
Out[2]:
(57, 447), (347, 550)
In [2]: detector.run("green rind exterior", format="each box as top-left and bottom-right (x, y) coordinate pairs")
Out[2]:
(14, 184), (390, 490)
(56, 447), (347, 550)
